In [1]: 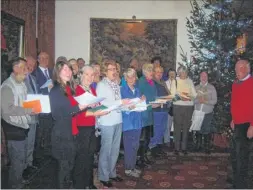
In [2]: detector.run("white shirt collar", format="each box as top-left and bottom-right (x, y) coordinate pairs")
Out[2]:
(240, 74), (251, 81)
(39, 66), (47, 72)
(200, 82), (208, 86)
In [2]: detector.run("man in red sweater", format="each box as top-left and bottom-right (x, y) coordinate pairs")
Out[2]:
(230, 59), (253, 189)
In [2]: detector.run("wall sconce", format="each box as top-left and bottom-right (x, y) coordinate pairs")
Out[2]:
(126, 15), (142, 23)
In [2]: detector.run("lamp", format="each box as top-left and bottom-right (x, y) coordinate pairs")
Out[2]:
(126, 15), (142, 23)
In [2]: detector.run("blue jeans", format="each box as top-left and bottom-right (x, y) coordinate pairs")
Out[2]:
(149, 112), (168, 149)
(98, 123), (122, 181)
(123, 129), (141, 170)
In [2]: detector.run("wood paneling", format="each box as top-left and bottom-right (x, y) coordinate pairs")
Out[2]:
(1, 0), (55, 67)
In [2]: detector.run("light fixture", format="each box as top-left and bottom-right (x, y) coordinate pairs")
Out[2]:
(126, 15), (142, 23)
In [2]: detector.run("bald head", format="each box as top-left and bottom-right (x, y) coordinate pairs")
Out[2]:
(235, 60), (250, 80)
(38, 52), (49, 68)
(25, 56), (36, 73)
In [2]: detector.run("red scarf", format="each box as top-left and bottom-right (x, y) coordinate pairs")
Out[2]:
(146, 78), (154, 86)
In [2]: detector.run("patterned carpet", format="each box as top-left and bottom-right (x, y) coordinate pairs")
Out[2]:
(24, 151), (233, 189)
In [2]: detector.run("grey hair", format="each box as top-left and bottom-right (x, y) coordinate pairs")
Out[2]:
(123, 68), (137, 79)
(177, 65), (188, 75)
(80, 65), (94, 81)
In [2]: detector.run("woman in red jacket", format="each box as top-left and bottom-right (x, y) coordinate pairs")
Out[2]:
(70, 65), (108, 189)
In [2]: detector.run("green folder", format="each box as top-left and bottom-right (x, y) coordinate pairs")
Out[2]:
(88, 105), (108, 113)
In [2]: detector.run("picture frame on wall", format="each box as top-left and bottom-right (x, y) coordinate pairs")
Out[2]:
(1, 11), (25, 82)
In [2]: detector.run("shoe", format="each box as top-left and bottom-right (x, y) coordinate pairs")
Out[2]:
(133, 168), (142, 174)
(136, 160), (149, 168)
(125, 170), (140, 178)
(100, 181), (113, 188)
(22, 165), (38, 180)
(174, 150), (179, 155)
(157, 145), (167, 156)
(182, 150), (188, 155)
(144, 155), (154, 165)
(89, 184), (97, 189)
(110, 176), (123, 182)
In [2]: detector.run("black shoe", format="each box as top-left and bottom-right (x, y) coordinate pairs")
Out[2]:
(136, 159), (149, 168)
(144, 155), (154, 165)
(85, 185), (97, 189)
(110, 176), (123, 182)
(89, 184), (97, 189)
(182, 150), (188, 155)
(174, 150), (179, 155)
(100, 181), (113, 187)
(22, 166), (38, 180)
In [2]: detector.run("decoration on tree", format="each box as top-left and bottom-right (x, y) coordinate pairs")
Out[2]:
(236, 33), (247, 54)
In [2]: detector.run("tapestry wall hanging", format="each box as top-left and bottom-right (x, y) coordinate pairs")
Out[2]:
(90, 18), (177, 71)
(1, 11), (25, 82)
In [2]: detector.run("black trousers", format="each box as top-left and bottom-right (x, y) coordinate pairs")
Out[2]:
(34, 114), (53, 159)
(138, 125), (153, 159)
(231, 123), (252, 189)
(73, 126), (96, 188)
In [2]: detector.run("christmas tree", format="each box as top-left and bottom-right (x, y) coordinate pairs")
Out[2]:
(180, 0), (253, 136)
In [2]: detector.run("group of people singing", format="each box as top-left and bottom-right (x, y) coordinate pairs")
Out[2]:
(1, 54), (253, 189)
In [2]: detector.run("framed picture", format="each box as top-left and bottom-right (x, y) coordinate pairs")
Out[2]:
(90, 18), (177, 71)
(1, 11), (25, 82)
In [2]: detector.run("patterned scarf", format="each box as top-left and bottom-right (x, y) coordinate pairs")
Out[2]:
(103, 77), (121, 100)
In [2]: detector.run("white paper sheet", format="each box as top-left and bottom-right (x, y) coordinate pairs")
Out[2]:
(74, 92), (105, 106)
(40, 79), (52, 89)
(26, 94), (51, 113)
(121, 98), (147, 112)
(103, 104), (122, 112)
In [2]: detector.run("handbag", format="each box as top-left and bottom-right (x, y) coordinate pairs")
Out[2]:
(189, 104), (205, 132)
(1, 119), (29, 141)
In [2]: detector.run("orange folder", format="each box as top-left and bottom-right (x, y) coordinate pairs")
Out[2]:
(23, 100), (42, 113)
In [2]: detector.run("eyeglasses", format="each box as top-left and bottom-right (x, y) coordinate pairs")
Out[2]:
(107, 68), (117, 71)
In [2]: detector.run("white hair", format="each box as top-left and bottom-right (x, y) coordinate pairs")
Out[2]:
(123, 68), (137, 79)
(81, 65), (94, 73)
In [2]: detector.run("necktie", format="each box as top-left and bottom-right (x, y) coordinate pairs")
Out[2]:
(44, 69), (50, 80)
(28, 75), (36, 93)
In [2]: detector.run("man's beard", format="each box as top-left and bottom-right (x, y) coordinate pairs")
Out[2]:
(16, 74), (26, 82)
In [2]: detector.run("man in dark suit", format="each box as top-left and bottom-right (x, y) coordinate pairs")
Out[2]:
(32, 52), (53, 158)
(32, 52), (53, 95)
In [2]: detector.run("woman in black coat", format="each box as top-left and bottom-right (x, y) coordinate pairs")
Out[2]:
(49, 61), (86, 188)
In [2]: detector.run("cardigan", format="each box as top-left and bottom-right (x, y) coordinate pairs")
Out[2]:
(96, 79), (122, 126)
(69, 85), (96, 135)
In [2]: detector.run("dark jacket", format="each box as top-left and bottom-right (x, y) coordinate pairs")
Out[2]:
(154, 80), (171, 112)
(49, 84), (79, 160)
(32, 67), (53, 95)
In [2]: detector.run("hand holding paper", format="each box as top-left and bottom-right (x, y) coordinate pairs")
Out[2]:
(40, 79), (53, 89)
(25, 94), (51, 113)
(74, 92), (105, 106)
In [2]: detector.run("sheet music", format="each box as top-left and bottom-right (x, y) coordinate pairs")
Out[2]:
(74, 92), (105, 106)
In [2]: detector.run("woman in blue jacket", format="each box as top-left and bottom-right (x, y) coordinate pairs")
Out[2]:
(121, 68), (145, 178)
